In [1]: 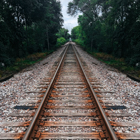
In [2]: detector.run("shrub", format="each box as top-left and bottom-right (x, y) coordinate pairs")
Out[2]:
(56, 37), (66, 48)
(75, 39), (84, 47)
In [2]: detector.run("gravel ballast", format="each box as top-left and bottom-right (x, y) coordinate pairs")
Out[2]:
(0, 42), (140, 136)
(75, 44), (140, 134)
(0, 46), (65, 133)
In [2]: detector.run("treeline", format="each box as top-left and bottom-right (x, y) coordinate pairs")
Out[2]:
(0, 0), (63, 66)
(56, 28), (71, 47)
(68, 0), (140, 66)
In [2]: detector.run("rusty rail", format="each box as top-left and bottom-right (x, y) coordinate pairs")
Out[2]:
(23, 45), (68, 140)
(23, 43), (118, 140)
(73, 44), (118, 140)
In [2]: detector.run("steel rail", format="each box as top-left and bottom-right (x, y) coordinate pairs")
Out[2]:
(73, 44), (118, 140)
(23, 45), (68, 140)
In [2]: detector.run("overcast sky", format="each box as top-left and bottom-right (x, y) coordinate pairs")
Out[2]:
(59, 0), (81, 34)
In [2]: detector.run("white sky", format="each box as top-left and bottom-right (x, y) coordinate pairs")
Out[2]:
(59, 0), (81, 34)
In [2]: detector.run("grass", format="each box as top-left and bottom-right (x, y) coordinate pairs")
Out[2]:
(91, 52), (140, 80)
(0, 51), (51, 80)
(74, 41), (140, 81)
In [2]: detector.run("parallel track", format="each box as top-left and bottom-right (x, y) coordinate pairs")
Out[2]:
(23, 43), (117, 140)
(1, 43), (140, 140)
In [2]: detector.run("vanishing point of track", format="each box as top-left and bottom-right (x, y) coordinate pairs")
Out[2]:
(23, 43), (118, 140)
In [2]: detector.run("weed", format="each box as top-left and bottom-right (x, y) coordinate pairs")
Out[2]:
(0, 51), (49, 79)
(92, 52), (140, 79)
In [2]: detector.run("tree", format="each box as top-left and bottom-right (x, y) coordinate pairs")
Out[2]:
(56, 37), (66, 48)
(69, 0), (140, 66)
(0, 0), (63, 66)
(56, 28), (71, 41)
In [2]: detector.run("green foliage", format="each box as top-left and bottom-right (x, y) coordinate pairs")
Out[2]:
(71, 25), (85, 48)
(56, 37), (66, 48)
(0, 51), (49, 79)
(69, 0), (140, 67)
(74, 39), (84, 47)
(56, 28), (71, 41)
(92, 52), (140, 78)
(0, 0), (63, 67)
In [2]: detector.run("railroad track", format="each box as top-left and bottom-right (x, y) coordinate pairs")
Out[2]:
(0, 42), (140, 140)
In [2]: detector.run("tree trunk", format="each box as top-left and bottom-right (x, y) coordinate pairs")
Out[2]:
(91, 38), (93, 51)
(46, 26), (50, 50)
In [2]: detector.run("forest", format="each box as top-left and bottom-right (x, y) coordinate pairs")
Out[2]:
(0, 0), (140, 72)
(0, 0), (70, 67)
(68, 0), (140, 67)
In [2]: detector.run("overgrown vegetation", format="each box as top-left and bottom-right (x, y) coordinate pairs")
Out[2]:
(92, 52), (140, 79)
(56, 28), (71, 47)
(68, 0), (140, 68)
(56, 37), (67, 48)
(0, 0), (63, 67)
(56, 28), (71, 42)
(0, 51), (51, 79)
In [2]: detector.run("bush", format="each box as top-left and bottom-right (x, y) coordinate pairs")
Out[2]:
(56, 37), (66, 48)
(74, 39), (84, 47)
